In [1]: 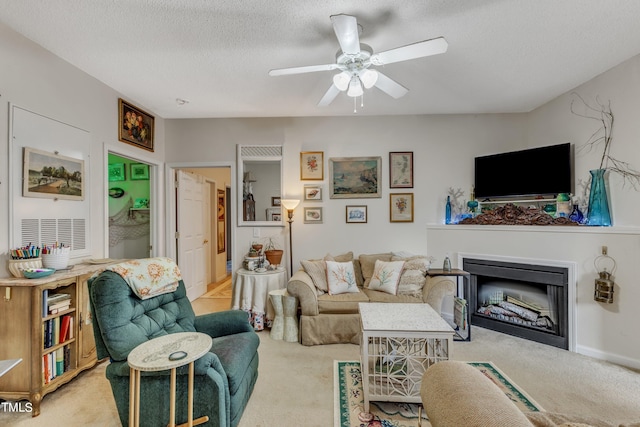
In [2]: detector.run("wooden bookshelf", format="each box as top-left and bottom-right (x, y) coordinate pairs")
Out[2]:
(0, 263), (118, 417)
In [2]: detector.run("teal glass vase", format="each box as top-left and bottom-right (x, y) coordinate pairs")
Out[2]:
(587, 169), (612, 226)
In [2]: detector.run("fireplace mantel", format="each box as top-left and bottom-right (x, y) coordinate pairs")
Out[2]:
(428, 223), (640, 236)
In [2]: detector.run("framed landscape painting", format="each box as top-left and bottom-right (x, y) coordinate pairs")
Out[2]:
(118, 98), (155, 152)
(389, 151), (414, 188)
(346, 205), (367, 223)
(300, 151), (324, 180)
(23, 147), (85, 201)
(130, 163), (149, 180)
(390, 193), (414, 222)
(329, 156), (382, 199)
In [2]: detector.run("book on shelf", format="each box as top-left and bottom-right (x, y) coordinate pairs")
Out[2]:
(47, 292), (71, 305)
(59, 315), (71, 343)
(42, 289), (48, 318)
(55, 348), (64, 376)
(49, 300), (71, 314)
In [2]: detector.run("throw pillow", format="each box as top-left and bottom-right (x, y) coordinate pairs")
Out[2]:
(392, 255), (431, 297)
(300, 259), (329, 294)
(367, 260), (405, 295)
(359, 253), (393, 286)
(326, 260), (359, 295)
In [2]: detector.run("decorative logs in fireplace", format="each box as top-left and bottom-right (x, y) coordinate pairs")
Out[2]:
(459, 203), (577, 226)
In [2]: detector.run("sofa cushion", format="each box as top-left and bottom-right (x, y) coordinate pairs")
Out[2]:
(326, 260), (359, 295)
(300, 259), (329, 294)
(392, 255), (431, 298)
(362, 287), (422, 303)
(317, 290), (369, 314)
(367, 260), (405, 295)
(359, 253), (393, 286)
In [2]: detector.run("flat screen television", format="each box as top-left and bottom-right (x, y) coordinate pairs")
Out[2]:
(474, 143), (572, 199)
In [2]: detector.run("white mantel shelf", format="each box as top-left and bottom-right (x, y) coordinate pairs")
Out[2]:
(427, 224), (640, 235)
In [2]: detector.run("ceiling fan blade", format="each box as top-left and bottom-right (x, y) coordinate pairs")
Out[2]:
(317, 84), (341, 107)
(330, 14), (360, 55)
(269, 63), (338, 76)
(374, 72), (409, 99)
(371, 37), (448, 66)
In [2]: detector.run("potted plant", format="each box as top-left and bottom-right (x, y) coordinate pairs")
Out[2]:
(263, 237), (283, 267)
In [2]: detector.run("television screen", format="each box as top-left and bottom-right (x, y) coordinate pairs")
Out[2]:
(474, 143), (572, 199)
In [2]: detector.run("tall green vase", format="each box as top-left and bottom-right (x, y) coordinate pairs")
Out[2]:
(587, 169), (612, 226)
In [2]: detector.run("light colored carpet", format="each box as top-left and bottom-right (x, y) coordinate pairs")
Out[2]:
(5, 327), (640, 427)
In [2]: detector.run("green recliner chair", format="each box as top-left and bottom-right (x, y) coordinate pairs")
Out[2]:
(89, 270), (259, 427)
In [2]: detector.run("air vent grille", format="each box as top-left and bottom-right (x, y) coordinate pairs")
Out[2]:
(240, 145), (282, 158)
(21, 218), (87, 251)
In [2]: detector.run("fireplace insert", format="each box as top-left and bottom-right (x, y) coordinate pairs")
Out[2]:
(463, 258), (568, 349)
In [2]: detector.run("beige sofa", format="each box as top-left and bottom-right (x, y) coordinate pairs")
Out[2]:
(421, 360), (639, 427)
(286, 252), (456, 346)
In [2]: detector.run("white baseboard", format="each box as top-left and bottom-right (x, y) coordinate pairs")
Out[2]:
(576, 345), (640, 371)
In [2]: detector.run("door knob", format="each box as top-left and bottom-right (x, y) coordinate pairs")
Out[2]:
(203, 239), (209, 244)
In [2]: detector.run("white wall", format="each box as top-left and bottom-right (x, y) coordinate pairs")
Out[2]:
(0, 23), (165, 277)
(165, 115), (527, 276)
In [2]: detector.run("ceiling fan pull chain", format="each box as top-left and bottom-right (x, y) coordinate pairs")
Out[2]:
(353, 96), (357, 113)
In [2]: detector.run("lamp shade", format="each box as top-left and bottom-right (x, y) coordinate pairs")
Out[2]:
(243, 171), (257, 183)
(360, 69), (379, 89)
(333, 72), (351, 91)
(347, 76), (363, 97)
(281, 199), (300, 211)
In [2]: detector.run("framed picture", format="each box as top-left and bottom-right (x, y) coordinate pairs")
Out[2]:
(266, 207), (281, 221)
(130, 163), (149, 180)
(303, 207), (323, 224)
(389, 151), (414, 188)
(23, 147), (85, 201)
(271, 196), (281, 207)
(217, 189), (225, 253)
(329, 156), (382, 199)
(346, 205), (367, 223)
(108, 163), (126, 182)
(300, 151), (324, 180)
(304, 185), (322, 201)
(390, 193), (414, 223)
(118, 98), (155, 152)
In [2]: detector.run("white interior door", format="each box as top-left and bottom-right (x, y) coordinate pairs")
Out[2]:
(177, 170), (207, 300)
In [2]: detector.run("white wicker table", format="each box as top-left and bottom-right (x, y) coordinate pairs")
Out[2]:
(359, 303), (455, 414)
(127, 332), (212, 427)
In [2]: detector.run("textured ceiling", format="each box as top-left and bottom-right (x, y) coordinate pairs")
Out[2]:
(2, 0), (640, 119)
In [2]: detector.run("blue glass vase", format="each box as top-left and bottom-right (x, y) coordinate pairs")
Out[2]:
(587, 169), (612, 226)
(569, 204), (584, 224)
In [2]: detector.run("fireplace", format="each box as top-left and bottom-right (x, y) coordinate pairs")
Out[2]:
(463, 257), (569, 349)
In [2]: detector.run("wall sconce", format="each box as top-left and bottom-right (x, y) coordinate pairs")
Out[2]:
(594, 249), (616, 303)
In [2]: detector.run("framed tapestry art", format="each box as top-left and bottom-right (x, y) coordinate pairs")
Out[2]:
(118, 98), (154, 152)
(390, 193), (414, 222)
(108, 163), (126, 181)
(389, 151), (414, 188)
(300, 151), (324, 180)
(217, 189), (226, 253)
(329, 156), (382, 199)
(23, 147), (85, 201)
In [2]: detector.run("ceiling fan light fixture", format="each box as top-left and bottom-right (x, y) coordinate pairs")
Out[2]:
(333, 72), (350, 91)
(347, 76), (363, 97)
(360, 69), (378, 89)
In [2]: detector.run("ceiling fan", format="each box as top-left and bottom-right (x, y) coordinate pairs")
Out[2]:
(268, 14), (448, 108)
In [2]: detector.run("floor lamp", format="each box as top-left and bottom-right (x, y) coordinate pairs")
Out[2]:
(281, 199), (300, 278)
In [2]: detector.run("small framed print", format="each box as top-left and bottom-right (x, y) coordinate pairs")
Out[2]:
(108, 163), (126, 182)
(130, 163), (149, 180)
(389, 151), (414, 188)
(300, 151), (324, 180)
(303, 207), (323, 224)
(346, 205), (367, 223)
(390, 193), (414, 223)
(304, 185), (322, 201)
(118, 98), (154, 152)
(266, 207), (281, 221)
(271, 196), (281, 207)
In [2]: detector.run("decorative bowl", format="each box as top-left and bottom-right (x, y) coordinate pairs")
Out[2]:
(22, 268), (55, 279)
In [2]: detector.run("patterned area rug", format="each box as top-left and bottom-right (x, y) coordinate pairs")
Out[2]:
(334, 360), (542, 427)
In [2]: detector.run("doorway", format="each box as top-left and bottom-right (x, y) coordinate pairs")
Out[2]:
(168, 165), (233, 300)
(107, 153), (153, 259)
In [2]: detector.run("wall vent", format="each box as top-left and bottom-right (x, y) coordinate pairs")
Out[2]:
(240, 145), (282, 158)
(21, 218), (86, 252)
